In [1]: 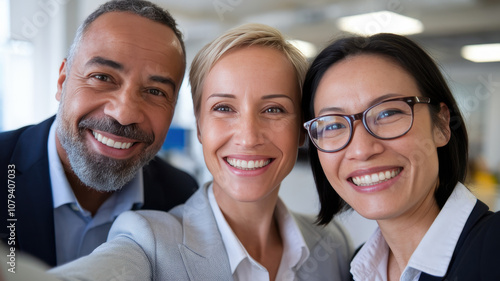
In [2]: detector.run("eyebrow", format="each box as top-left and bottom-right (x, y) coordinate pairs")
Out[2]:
(85, 56), (123, 70)
(206, 93), (294, 101)
(317, 93), (403, 115)
(85, 56), (177, 91)
(207, 93), (235, 100)
(262, 94), (294, 101)
(150, 75), (177, 92)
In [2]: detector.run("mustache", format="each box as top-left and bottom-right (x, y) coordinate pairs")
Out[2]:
(78, 117), (155, 145)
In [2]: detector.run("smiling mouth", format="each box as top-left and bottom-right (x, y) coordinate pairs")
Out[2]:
(226, 157), (272, 170)
(92, 130), (134, 149)
(350, 168), (402, 186)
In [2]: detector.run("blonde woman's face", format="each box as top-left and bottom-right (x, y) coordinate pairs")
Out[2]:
(197, 46), (303, 207)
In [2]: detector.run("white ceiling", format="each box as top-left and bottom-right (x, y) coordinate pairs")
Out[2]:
(152, 0), (500, 67)
(72, 0), (500, 65)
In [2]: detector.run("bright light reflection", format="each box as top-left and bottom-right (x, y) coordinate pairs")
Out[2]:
(288, 39), (318, 59)
(337, 10), (424, 36)
(461, 43), (500, 63)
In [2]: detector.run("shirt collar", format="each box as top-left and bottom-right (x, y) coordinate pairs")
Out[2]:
(407, 182), (476, 277)
(350, 228), (389, 281)
(274, 195), (310, 273)
(48, 119), (144, 215)
(207, 183), (309, 275)
(351, 183), (476, 280)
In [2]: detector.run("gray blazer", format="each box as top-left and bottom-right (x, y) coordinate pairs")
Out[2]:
(50, 184), (352, 280)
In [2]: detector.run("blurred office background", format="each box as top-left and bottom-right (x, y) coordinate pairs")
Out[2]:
(1, 0), (499, 247)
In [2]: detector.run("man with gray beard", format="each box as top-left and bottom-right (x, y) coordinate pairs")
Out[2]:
(0, 0), (198, 268)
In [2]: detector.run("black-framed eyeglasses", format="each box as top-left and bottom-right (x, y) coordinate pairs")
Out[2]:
(303, 96), (433, 153)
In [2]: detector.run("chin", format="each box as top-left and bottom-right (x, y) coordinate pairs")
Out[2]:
(353, 203), (399, 221)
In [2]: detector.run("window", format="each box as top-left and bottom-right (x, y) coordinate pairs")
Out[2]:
(0, 0), (36, 132)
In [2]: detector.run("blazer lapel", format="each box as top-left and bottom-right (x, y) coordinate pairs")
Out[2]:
(178, 185), (233, 281)
(12, 117), (57, 266)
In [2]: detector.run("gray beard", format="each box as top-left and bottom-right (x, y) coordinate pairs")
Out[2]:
(55, 114), (158, 192)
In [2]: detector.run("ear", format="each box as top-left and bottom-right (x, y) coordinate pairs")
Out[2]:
(56, 59), (68, 101)
(434, 102), (451, 147)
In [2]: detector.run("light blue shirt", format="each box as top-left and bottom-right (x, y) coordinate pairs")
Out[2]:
(207, 184), (309, 281)
(47, 120), (144, 266)
(350, 183), (476, 281)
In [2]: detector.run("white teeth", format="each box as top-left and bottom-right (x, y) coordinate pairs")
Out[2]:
(106, 138), (114, 147)
(351, 169), (401, 186)
(92, 131), (133, 149)
(226, 158), (271, 170)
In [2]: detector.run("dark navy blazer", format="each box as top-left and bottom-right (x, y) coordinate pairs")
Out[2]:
(349, 200), (500, 280)
(0, 116), (198, 266)
(419, 200), (500, 280)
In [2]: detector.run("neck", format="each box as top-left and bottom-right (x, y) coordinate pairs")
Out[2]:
(64, 168), (113, 216)
(378, 198), (440, 278)
(56, 137), (112, 216)
(214, 186), (283, 280)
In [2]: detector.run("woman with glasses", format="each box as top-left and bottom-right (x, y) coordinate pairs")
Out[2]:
(50, 23), (353, 281)
(302, 33), (500, 281)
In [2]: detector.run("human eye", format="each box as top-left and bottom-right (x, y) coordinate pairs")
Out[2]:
(147, 88), (166, 97)
(378, 109), (403, 118)
(91, 74), (112, 82)
(263, 106), (285, 114)
(212, 104), (233, 113)
(320, 117), (348, 139)
(375, 108), (408, 124)
(325, 122), (346, 131)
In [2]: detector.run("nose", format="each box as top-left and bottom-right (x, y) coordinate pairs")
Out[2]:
(233, 113), (265, 148)
(344, 121), (384, 160)
(103, 86), (145, 126)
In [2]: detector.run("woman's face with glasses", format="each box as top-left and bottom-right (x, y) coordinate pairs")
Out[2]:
(312, 54), (450, 222)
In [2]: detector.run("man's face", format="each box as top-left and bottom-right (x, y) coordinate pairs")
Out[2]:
(55, 12), (185, 191)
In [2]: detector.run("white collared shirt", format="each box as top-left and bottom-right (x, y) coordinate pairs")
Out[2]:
(48, 120), (144, 265)
(351, 183), (476, 281)
(207, 184), (309, 281)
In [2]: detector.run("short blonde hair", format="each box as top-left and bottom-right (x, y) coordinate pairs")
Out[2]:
(189, 23), (309, 118)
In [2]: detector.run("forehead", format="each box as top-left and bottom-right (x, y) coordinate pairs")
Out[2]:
(314, 54), (419, 110)
(85, 12), (181, 48)
(203, 46), (300, 98)
(74, 12), (185, 73)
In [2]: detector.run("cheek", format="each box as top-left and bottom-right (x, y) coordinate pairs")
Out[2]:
(147, 109), (173, 139)
(400, 123), (440, 166)
(199, 124), (226, 177)
(318, 152), (343, 183)
(198, 118), (226, 152)
(58, 96), (84, 127)
(274, 124), (301, 148)
(59, 86), (102, 118)
(270, 117), (295, 134)
(405, 139), (440, 179)
(271, 115), (302, 143)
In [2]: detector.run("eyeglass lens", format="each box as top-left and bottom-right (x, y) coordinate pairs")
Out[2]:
(310, 100), (413, 152)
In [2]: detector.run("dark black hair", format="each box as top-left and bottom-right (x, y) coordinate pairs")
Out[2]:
(301, 33), (469, 225)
